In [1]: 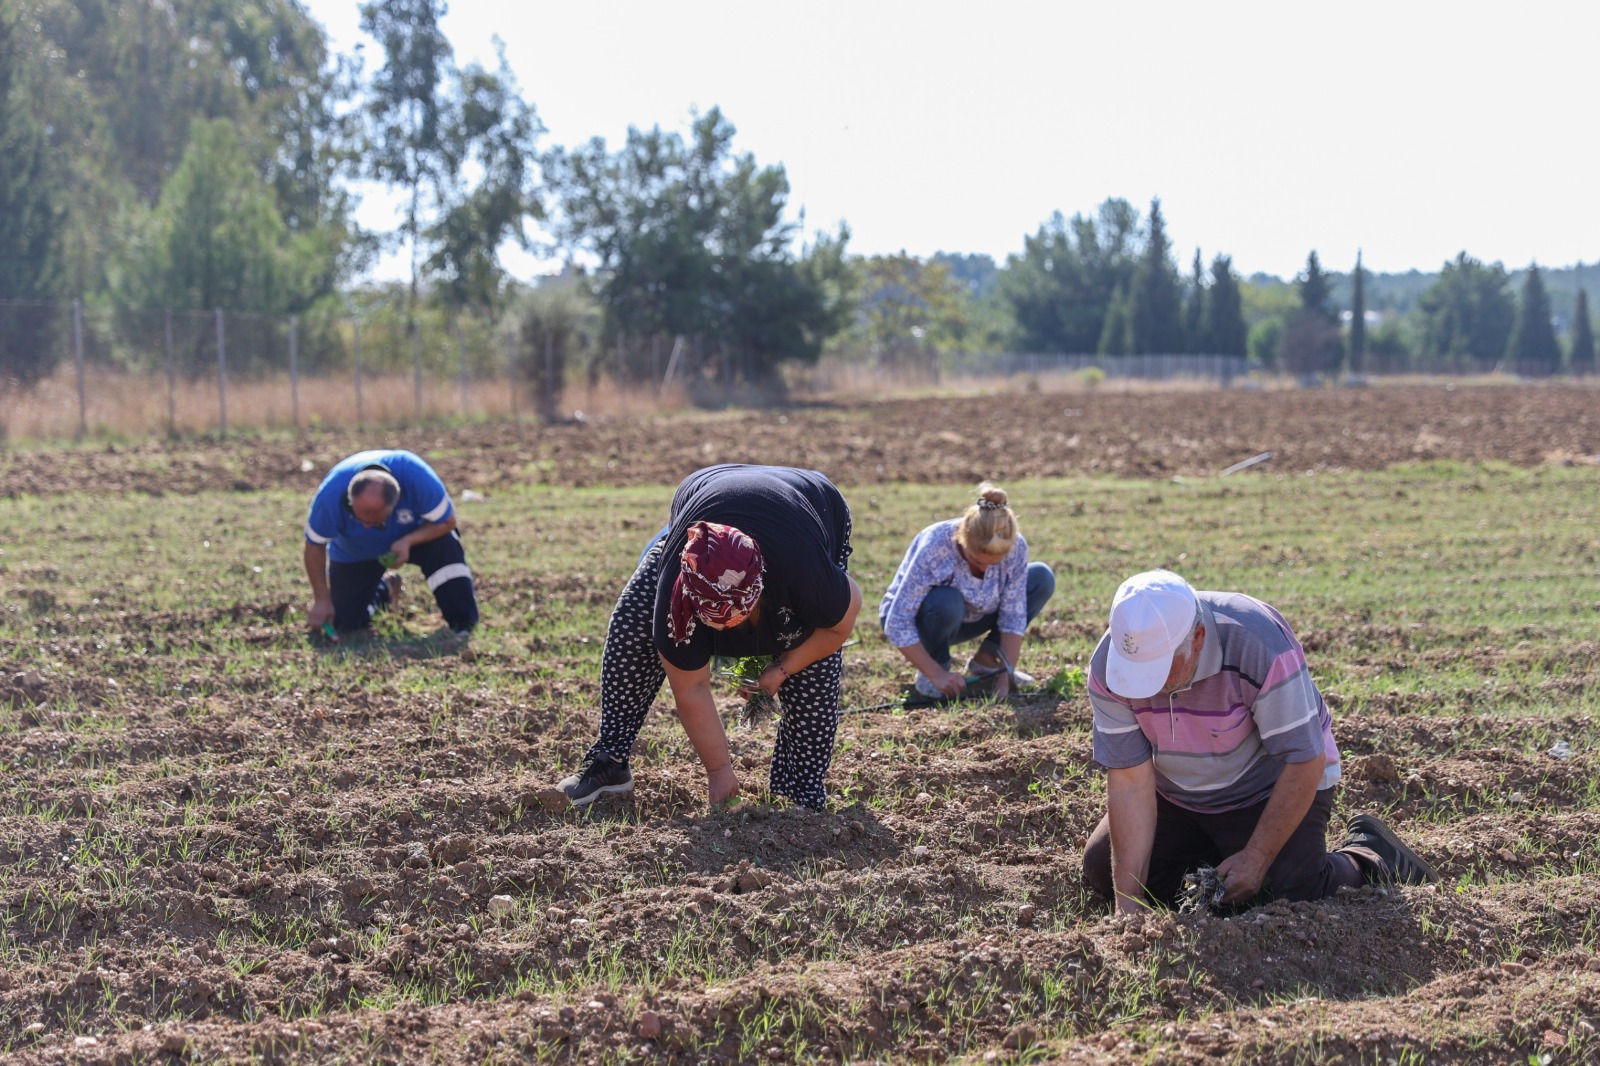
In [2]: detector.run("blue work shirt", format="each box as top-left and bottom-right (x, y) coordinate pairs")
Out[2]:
(304, 450), (454, 563)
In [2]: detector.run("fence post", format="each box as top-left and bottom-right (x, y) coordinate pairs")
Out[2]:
(289, 314), (300, 429)
(458, 320), (469, 418)
(507, 332), (517, 418)
(616, 332), (625, 387)
(72, 299), (86, 438)
(353, 319), (364, 428)
(164, 309), (176, 434)
(215, 308), (227, 435)
(543, 330), (555, 418)
(651, 333), (660, 392)
(412, 324), (423, 420)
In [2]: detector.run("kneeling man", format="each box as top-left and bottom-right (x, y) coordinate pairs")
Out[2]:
(1083, 569), (1434, 913)
(304, 449), (479, 637)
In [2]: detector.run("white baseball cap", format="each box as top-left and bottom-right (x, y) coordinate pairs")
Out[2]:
(1105, 570), (1200, 699)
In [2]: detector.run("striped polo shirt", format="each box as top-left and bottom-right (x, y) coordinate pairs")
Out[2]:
(1088, 591), (1340, 813)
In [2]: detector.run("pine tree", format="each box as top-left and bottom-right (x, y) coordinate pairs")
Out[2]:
(1348, 251), (1367, 376)
(1183, 248), (1206, 353)
(1287, 251), (1339, 378)
(1507, 263), (1561, 376)
(1570, 287), (1596, 376)
(1098, 283), (1133, 356)
(1128, 198), (1183, 354)
(1203, 255), (1247, 357)
(0, 8), (65, 385)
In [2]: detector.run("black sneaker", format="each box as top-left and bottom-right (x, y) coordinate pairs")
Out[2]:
(556, 755), (633, 807)
(1344, 813), (1438, 885)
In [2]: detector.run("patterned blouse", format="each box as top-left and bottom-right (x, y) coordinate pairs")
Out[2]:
(878, 519), (1030, 647)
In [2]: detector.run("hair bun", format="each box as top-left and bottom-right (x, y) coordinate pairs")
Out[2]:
(976, 481), (1008, 510)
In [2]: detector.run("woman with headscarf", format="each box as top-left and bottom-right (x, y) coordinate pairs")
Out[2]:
(553, 464), (860, 811)
(879, 482), (1055, 700)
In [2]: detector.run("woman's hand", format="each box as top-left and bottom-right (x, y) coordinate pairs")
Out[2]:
(934, 667), (967, 697)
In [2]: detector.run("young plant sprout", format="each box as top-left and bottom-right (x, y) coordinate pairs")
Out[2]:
(720, 656), (782, 728)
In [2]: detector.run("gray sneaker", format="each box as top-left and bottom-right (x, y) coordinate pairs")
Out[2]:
(1344, 813), (1438, 885)
(913, 672), (941, 700)
(557, 755), (634, 807)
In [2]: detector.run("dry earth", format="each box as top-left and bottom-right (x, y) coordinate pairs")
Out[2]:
(5, 381), (1600, 498)
(2, 383), (1600, 1065)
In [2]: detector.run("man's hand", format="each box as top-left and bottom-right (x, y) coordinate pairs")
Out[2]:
(389, 539), (412, 566)
(307, 598), (334, 629)
(1216, 845), (1270, 904)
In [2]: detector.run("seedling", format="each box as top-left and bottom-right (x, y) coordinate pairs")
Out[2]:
(718, 656), (781, 728)
(378, 552), (399, 569)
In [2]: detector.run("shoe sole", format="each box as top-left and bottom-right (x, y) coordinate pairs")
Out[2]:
(1352, 815), (1438, 884)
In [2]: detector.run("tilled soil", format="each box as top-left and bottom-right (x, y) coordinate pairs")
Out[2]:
(5, 381), (1599, 499)
(2, 383), (1599, 1064)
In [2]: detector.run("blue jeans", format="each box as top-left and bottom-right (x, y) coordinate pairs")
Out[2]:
(914, 562), (1055, 668)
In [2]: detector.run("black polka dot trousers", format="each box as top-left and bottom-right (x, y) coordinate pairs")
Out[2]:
(587, 545), (843, 810)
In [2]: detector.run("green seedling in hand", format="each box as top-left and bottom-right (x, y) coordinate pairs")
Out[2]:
(378, 551), (399, 570)
(719, 656), (781, 728)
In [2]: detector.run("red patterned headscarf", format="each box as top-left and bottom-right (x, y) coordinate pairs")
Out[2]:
(668, 521), (765, 645)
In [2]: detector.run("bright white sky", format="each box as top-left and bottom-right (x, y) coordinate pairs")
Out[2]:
(306, 0), (1600, 282)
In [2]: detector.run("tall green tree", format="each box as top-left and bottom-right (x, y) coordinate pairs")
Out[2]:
(1282, 250), (1340, 379)
(109, 119), (325, 371)
(1348, 251), (1367, 375)
(1098, 283), (1133, 355)
(425, 44), (545, 316)
(1182, 249), (1206, 353)
(548, 108), (850, 384)
(361, 0), (453, 331)
(29, 0), (354, 301)
(1203, 255), (1247, 357)
(0, 5), (67, 385)
(998, 199), (1139, 354)
(1414, 252), (1515, 372)
(1128, 198), (1183, 354)
(851, 254), (967, 367)
(1507, 263), (1561, 376)
(1570, 288), (1596, 376)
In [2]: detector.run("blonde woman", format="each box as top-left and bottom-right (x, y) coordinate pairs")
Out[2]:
(879, 483), (1055, 699)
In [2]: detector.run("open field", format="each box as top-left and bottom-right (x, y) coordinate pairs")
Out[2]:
(3, 383), (1600, 1064)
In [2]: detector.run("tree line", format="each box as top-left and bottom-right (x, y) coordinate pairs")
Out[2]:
(2, 0), (1594, 394)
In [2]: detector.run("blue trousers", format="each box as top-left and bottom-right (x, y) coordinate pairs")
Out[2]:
(914, 562), (1055, 668)
(328, 531), (478, 633)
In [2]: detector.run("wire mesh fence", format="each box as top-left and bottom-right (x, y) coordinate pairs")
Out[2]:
(1, 299), (1265, 442)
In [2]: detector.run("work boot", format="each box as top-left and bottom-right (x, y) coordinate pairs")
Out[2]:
(1344, 813), (1438, 885)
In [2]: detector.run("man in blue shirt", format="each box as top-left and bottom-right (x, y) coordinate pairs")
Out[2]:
(303, 450), (479, 636)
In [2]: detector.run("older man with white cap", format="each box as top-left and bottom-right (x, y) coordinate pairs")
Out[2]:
(1082, 569), (1436, 913)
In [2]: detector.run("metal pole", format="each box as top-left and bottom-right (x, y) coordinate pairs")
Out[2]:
(412, 324), (422, 420)
(215, 308), (227, 435)
(289, 314), (300, 428)
(458, 320), (468, 418)
(72, 299), (86, 438)
(353, 319), (364, 428)
(507, 333), (517, 418)
(543, 330), (555, 419)
(164, 309), (176, 434)
(616, 332), (624, 387)
(457, 320), (467, 416)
